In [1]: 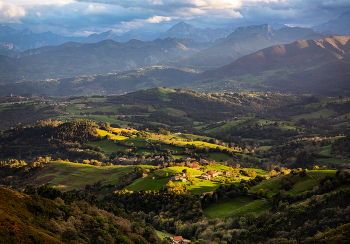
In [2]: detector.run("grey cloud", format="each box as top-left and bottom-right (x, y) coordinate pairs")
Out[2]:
(6, 0), (350, 36)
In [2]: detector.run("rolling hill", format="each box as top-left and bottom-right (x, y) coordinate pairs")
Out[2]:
(195, 35), (350, 95)
(0, 66), (200, 96)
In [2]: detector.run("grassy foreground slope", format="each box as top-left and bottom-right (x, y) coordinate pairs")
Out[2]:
(0, 186), (162, 244)
(0, 187), (64, 244)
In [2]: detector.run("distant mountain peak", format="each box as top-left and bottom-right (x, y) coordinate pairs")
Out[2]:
(0, 25), (18, 36)
(312, 10), (350, 35)
(82, 30), (117, 43)
(165, 22), (198, 35)
(227, 24), (276, 40)
(160, 22), (209, 42)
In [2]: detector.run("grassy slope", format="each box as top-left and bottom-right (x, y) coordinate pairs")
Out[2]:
(185, 178), (221, 194)
(125, 166), (204, 192)
(155, 230), (175, 240)
(86, 140), (129, 153)
(204, 170), (337, 219)
(31, 161), (136, 191)
(250, 170), (336, 197)
(204, 196), (272, 219)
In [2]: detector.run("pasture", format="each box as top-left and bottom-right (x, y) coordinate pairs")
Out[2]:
(31, 161), (135, 191)
(204, 196), (272, 219)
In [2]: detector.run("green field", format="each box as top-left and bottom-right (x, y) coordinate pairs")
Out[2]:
(32, 161), (135, 191)
(250, 170), (337, 197)
(96, 129), (129, 140)
(86, 140), (129, 153)
(247, 168), (270, 176)
(185, 178), (221, 194)
(204, 196), (272, 219)
(125, 175), (171, 191)
(124, 165), (238, 194)
(293, 109), (337, 121)
(155, 231), (175, 240)
(123, 138), (148, 147)
(205, 164), (233, 172)
(315, 158), (349, 166)
(199, 153), (234, 162)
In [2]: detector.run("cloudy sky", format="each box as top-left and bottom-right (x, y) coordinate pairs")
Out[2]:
(1, 0), (349, 36)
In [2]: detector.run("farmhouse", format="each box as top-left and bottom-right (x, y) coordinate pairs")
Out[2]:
(172, 236), (189, 243)
(207, 171), (221, 177)
(200, 159), (209, 164)
(155, 156), (164, 161)
(191, 163), (200, 170)
(171, 174), (187, 182)
(198, 174), (211, 180)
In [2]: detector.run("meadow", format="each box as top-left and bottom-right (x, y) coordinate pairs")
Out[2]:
(204, 196), (272, 219)
(31, 160), (136, 191)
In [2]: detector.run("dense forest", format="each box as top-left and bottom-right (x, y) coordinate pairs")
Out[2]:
(0, 185), (164, 244)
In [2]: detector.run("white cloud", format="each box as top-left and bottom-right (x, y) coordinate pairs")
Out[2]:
(210, 9), (243, 18)
(73, 30), (97, 36)
(144, 15), (171, 23)
(119, 15), (172, 30)
(148, 0), (163, 5)
(11, 0), (75, 6)
(0, 0), (26, 23)
(4, 0), (350, 36)
(83, 4), (108, 15)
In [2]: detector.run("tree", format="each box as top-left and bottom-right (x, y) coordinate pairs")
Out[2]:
(257, 189), (265, 198)
(187, 171), (192, 180)
(24, 185), (36, 195)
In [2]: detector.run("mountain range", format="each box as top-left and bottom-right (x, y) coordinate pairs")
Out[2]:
(0, 37), (212, 82)
(0, 11), (350, 97)
(164, 24), (331, 71)
(0, 10), (349, 56)
(0, 23), (332, 83)
(1, 35), (349, 96)
(195, 35), (350, 95)
(227, 24), (327, 43)
(0, 26), (82, 53)
(313, 10), (350, 35)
